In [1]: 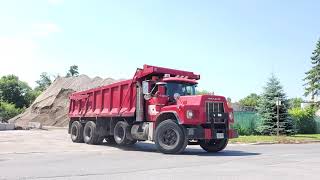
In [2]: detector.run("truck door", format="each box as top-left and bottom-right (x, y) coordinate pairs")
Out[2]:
(145, 84), (168, 122)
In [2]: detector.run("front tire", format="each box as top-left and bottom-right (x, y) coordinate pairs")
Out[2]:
(199, 139), (228, 152)
(70, 121), (84, 143)
(155, 120), (188, 154)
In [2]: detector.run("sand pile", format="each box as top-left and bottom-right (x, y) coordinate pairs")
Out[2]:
(9, 75), (116, 128)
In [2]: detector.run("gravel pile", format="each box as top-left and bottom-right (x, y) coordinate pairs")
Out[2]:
(9, 75), (116, 128)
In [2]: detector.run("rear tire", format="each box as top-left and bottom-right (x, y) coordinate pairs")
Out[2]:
(70, 121), (84, 143)
(83, 121), (102, 145)
(199, 139), (228, 152)
(114, 121), (135, 146)
(155, 120), (188, 154)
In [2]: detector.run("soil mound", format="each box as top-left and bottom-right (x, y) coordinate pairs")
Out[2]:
(9, 75), (116, 127)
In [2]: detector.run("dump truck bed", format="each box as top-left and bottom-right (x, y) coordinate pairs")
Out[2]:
(68, 79), (137, 118)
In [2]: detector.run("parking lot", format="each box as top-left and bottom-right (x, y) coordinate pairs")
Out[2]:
(0, 129), (319, 180)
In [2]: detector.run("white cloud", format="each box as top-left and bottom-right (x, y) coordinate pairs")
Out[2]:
(32, 23), (61, 37)
(48, 0), (64, 5)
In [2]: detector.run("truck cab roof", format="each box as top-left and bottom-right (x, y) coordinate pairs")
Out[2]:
(162, 77), (198, 84)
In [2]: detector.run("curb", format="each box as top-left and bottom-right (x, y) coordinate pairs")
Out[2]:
(231, 140), (320, 145)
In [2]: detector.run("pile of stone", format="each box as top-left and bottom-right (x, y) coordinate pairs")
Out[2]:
(9, 75), (116, 128)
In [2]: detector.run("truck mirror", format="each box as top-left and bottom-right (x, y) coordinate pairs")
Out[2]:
(142, 81), (149, 94)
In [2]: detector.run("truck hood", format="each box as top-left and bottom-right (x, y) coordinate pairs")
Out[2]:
(178, 95), (228, 106)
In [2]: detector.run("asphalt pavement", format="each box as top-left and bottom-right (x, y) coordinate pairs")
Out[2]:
(0, 129), (319, 180)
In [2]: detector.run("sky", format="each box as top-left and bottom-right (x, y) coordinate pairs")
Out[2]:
(0, 0), (319, 101)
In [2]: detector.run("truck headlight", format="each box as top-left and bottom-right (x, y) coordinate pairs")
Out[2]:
(186, 110), (194, 119)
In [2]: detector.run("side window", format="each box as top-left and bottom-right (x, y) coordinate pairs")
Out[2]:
(186, 86), (194, 95)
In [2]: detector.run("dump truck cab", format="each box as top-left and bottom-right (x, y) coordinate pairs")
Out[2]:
(68, 65), (238, 154)
(141, 75), (237, 148)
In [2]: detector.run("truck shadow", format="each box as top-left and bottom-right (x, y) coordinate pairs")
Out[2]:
(101, 142), (261, 156)
(183, 149), (261, 156)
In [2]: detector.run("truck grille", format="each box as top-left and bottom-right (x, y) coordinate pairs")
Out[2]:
(205, 102), (225, 123)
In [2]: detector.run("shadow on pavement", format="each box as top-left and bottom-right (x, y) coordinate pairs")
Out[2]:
(101, 142), (261, 156)
(183, 149), (261, 156)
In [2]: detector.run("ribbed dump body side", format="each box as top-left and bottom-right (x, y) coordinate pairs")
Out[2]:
(68, 79), (137, 118)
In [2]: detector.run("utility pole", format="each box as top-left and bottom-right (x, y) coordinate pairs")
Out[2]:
(276, 97), (281, 136)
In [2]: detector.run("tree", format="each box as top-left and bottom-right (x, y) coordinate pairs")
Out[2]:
(289, 107), (316, 134)
(0, 101), (23, 123)
(239, 93), (260, 110)
(257, 75), (295, 135)
(288, 97), (303, 109)
(25, 90), (41, 105)
(0, 75), (33, 108)
(66, 65), (79, 77)
(304, 39), (320, 102)
(35, 72), (52, 92)
(196, 89), (213, 95)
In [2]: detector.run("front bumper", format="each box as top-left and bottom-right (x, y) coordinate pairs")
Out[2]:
(185, 126), (238, 140)
(184, 112), (238, 140)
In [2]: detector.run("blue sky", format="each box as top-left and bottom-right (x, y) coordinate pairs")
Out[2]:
(0, 0), (319, 101)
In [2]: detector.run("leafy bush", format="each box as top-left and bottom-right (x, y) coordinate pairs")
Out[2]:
(289, 107), (316, 134)
(0, 101), (23, 123)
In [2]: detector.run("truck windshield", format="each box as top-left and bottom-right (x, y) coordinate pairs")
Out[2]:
(166, 82), (196, 97)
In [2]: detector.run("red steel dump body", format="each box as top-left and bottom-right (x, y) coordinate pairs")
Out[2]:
(69, 79), (137, 118)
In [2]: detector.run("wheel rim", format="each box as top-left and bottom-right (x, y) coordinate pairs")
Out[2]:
(71, 125), (78, 139)
(160, 128), (178, 146)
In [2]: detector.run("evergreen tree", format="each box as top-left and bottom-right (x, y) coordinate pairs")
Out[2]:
(304, 39), (320, 102)
(257, 75), (295, 135)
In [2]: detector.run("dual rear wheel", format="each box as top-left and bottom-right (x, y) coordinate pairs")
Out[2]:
(70, 120), (136, 146)
(70, 121), (103, 144)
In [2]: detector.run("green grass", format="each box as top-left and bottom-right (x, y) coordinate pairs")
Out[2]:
(229, 134), (320, 144)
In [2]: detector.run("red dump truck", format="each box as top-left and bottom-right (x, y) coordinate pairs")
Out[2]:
(68, 65), (238, 154)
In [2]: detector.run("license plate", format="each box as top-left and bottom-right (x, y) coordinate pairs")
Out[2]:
(216, 133), (224, 139)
